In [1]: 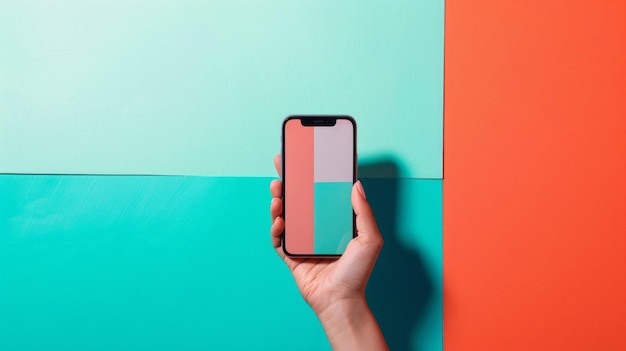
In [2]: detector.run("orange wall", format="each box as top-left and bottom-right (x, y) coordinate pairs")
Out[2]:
(444, 1), (626, 349)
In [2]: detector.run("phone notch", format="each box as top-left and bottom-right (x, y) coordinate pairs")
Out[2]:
(300, 117), (337, 127)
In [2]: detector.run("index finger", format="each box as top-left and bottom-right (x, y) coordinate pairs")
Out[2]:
(274, 154), (282, 178)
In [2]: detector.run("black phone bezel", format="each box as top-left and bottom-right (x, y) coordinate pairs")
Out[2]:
(280, 115), (357, 258)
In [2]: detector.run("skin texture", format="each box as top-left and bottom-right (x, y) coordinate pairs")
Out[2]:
(269, 155), (388, 351)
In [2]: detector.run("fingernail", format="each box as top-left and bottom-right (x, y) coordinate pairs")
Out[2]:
(356, 180), (366, 199)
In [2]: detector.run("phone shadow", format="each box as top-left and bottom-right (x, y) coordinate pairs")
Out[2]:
(360, 158), (434, 351)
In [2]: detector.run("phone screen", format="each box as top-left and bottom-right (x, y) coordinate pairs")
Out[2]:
(283, 117), (355, 256)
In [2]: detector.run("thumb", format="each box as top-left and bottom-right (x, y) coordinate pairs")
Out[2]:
(337, 180), (383, 285)
(351, 180), (382, 246)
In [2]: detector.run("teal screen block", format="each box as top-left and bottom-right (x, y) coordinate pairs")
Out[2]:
(0, 175), (441, 350)
(0, 1), (444, 179)
(313, 182), (353, 255)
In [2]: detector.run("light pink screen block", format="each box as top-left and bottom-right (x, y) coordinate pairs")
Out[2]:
(313, 120), (354, 182)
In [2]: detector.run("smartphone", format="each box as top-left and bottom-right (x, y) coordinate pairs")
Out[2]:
(281, 115), (357, 257)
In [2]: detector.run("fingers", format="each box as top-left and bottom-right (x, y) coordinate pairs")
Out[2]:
(351, 180), (383, 248)
(269, 173), (285, 259)
(274, 154), (282, 178)
(270, 197), (283, 222)
(269, 178), (283, 226)
(270, 216), (285, 249)
(270, 179), (282, 198)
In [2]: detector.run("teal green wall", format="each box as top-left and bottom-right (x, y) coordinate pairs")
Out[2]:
(0, 1), (443, 179)
(364, 178), (442, 351)
(0, 176), (442, 350)
(0, 176), (329, 350)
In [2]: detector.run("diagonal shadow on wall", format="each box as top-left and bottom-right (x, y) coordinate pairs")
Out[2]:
(360, 158), (434, 351)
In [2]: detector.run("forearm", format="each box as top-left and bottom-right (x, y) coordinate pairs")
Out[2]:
(317, 297), (388, 351)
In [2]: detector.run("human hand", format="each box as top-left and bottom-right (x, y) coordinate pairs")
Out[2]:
(269, 154), (388, 350)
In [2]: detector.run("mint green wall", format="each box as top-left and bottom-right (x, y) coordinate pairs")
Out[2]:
(0, 1), (443, 179)
(0, 175), (442, 350)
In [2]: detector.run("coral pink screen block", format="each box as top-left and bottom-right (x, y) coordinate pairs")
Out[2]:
(284, 120), (314, 254)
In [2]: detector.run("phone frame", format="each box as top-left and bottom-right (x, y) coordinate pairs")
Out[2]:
(281, 115), (357, 258)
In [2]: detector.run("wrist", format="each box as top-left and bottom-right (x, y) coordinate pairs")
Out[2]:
(316, 296), (388, 351)
(316, 295), (367, 327)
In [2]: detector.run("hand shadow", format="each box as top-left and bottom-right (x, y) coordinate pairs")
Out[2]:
(360, 158), (434, 351)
